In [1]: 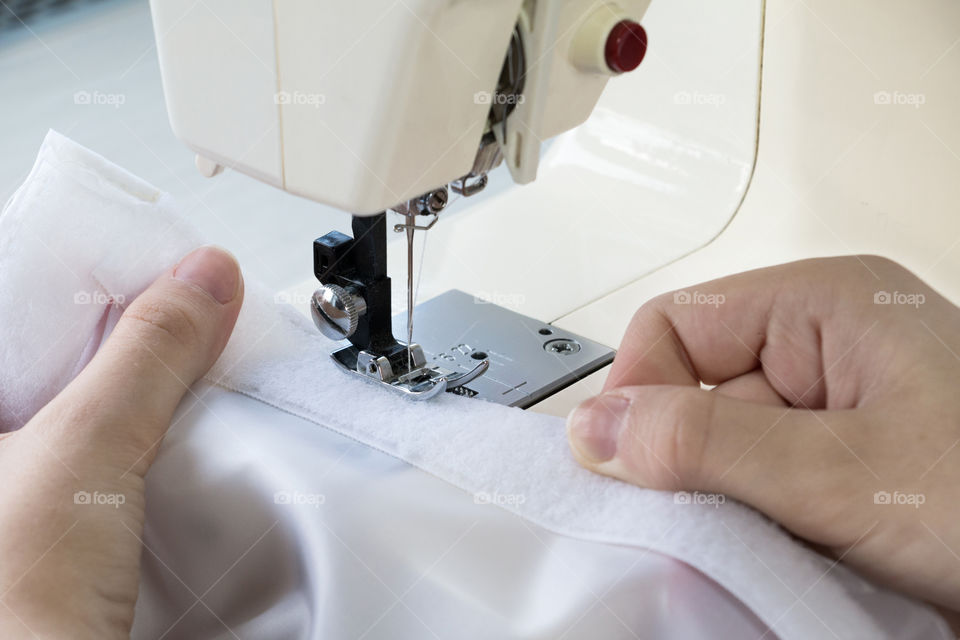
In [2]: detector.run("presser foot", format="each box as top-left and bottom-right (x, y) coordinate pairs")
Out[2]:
(330, 342), (489, 400)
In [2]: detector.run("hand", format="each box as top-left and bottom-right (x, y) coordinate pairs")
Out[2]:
(567, 256), (960, 615)
(0, 247), (243, 639)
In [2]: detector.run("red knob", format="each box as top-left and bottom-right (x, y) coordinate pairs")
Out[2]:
(605, 20), (647, 73)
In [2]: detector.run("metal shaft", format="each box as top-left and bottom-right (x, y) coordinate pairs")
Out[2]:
(405, 215), (415, 372)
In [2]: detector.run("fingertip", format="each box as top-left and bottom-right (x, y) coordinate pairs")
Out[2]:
(568, 386), (713, 491)
(173, 245), (243, 305)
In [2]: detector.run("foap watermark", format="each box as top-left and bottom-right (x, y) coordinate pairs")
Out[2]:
(674, 491), (725, 508)
(274, 490), (325, 508)
(74, 490), (126, 509)
(274, 90), (326, 108)
(473, 91), (525, 106)
(873, 90), (925, 109)
(474, 291), (525, 310)
(74, 290), (125, 306)
(874, 290), (925, 308)
(273, 291), (312, 306)
(73, 90), (126, 109)
(674, 290), (725, 308)
(673, 90), (726, 108)
(873, 490), (925, 509)
(474, 491), (526, 507)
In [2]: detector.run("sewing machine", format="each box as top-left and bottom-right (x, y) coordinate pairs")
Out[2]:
(150, 0), (651, 406)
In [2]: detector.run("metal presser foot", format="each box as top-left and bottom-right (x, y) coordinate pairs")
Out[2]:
(310, 195), (489, 401)
(311, 277), (489, 400)
(320, 325), (488, 400)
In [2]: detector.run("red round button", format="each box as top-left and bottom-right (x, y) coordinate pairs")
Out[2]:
(605, 20), (647, 73)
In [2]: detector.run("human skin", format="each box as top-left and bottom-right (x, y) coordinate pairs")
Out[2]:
(567, 256), (960, 625)
(0, 246), (242, 639)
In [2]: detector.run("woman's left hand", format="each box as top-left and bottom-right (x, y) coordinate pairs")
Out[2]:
(0, 246), (243, 639)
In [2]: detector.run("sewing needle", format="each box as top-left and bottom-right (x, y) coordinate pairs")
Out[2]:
(406, 214), (414, 372)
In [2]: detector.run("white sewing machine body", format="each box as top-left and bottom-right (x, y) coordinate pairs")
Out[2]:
(150, 0), (651, 215)
(148, 0), (762, 335)
(151, 0), (659, 405)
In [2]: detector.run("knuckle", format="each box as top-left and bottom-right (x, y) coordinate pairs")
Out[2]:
(661, 390), (712, 488)
(625, 388), (711, 491)
(852, 254), (902, 273)
(120, 297), (204, 354)
(650, 290), (680, 312)
(848, 254), (914, 284)
(627, 296), (662, 329)
(808, 255), (908, 283)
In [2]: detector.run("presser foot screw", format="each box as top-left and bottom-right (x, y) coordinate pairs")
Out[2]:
(311, 284), (366, 340)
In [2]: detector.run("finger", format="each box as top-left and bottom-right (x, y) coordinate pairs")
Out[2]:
(36, 246), (243, 470)
(566, 385), (862, 538)
(713, 369), (789, 406)
(603, 256), (897, 408)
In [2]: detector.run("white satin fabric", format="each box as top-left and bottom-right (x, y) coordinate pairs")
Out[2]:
(132, 383), (773, 640)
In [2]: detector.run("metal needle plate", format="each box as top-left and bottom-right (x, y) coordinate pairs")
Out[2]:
(389, 289), (615, 408)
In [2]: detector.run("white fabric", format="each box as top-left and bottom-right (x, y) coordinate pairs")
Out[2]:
(0, 131), (951, 639)
(135, 381), (772, 639)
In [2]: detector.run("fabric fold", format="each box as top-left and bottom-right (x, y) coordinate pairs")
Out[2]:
(0, 131), (949, 640)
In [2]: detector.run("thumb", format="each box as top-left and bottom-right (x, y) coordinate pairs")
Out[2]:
(566, 385), (836, 520)
(40, 246), (243, 471)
